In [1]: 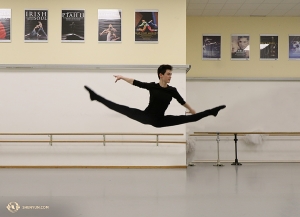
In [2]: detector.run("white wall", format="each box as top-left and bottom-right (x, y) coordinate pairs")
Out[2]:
(0, 65), (188, 166)
(0, 0), (188, 167)
(186, 79), (300, 162)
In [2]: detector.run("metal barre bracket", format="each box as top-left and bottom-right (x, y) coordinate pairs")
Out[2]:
(213, 133), (224, 167)
(231, 134), (242, 166)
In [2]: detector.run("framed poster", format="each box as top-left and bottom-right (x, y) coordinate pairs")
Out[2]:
(135, 10), (158, 43)
(231, 34), (250, 60)
(202, 35), (221, 60)
(260, 35), (278, 60)
(0, 9), (11, 42)
(62, 9), (84, 42)
(24, 9), (48, 42)
(289, 35), (300, 60)
(98, 9), (121, 42)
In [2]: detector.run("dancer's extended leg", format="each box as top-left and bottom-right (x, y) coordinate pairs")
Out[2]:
(84, 86), (153, 125)
(155, 106), (226, 128)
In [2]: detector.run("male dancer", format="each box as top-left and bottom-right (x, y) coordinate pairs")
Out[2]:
(85, 64), (225, 128)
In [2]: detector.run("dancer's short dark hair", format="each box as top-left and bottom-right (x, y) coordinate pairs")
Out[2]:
(157, 64), (173, 79)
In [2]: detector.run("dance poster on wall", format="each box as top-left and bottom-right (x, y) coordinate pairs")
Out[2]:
(202, 35), (221, 60)
(289, 35), (300, 60)
(231, 34), (250, 60)
(98, 9), (121, 42)
(260, 35), (278, 60)
(61, 9), (84, 42)
(24, 9), (48, 42)
(0, 9), (11, 42)
(135, 10), (158, 43)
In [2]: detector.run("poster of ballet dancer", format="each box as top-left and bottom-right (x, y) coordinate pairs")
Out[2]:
(0, 9), (11, 42)
(98, 9), (121, 42)
(24, 9), (48, 42)
(202, 35), (221, 60)
(135, 10), (158, 43)
(61, 9), (84, 42)
(260, 35), (278, 60)
(289, 35), (300, 60)
(231, 34), (250, 60)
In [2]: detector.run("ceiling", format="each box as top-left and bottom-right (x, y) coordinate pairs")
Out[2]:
(186, 0), (300, 16)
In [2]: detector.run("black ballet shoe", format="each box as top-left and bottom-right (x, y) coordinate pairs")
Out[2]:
(84, 86), (97, 101)
(210, 105), (226, 117)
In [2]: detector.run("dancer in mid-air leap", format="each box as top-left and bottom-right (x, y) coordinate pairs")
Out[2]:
(85, 64), (225, 128)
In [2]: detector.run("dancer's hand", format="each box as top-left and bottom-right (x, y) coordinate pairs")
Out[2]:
(189, 109), (196, 114)
(114, 75), (123, 83)
(183, 103), (196, 114)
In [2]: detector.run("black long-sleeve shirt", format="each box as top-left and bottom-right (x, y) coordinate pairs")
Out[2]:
(133, 80), (186, 117)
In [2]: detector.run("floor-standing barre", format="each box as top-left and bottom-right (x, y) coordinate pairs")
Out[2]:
(189, 133), (231, 166)
(191, 132), (300, 166)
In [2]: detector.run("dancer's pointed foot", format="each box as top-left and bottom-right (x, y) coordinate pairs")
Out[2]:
(210, 105), (226, 117)
(84, 86), (97, 101)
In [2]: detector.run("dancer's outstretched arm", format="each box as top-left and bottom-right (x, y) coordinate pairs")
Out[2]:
(114, 75), (134, 84)
(172, 88), (196, 114)
(114, 75), (152, 90)
(183, 103), (196, 114)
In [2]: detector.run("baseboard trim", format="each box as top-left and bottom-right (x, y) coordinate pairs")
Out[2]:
(0, 165), (187, 169)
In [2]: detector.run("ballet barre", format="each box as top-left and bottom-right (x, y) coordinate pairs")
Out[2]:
(0, 133), (186, 146)
(190, 132), (300, 166)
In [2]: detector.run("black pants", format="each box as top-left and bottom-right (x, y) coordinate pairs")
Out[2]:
(92, 93), (214, 128)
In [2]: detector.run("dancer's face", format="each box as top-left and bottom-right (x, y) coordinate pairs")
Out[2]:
(160, 69), (172, 83)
